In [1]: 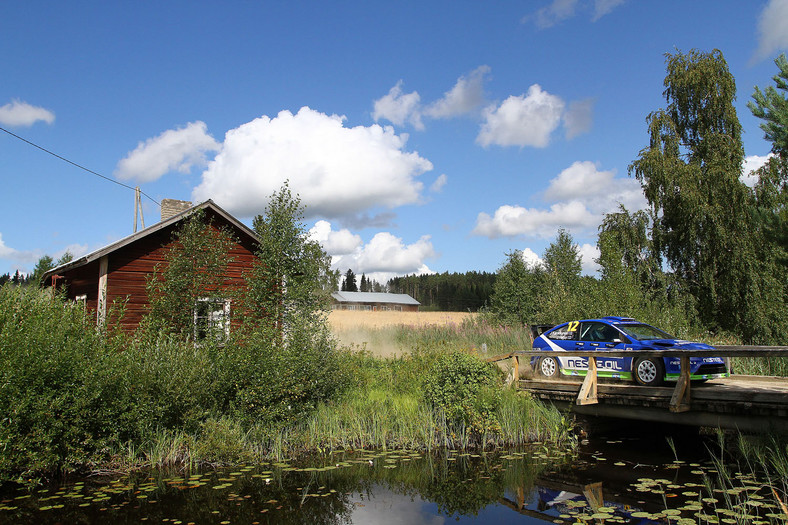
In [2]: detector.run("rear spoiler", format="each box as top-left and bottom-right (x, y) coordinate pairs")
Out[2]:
(530, 324), (555, 340)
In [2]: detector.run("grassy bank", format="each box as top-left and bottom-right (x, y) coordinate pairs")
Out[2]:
(0, 285), (572, 485)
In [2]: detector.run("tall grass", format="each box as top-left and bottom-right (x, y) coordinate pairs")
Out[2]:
(730, 356), (788, 377)
(699, 431), (788, 523)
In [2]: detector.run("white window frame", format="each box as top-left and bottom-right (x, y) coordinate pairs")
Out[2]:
(194, 297), (231, 344)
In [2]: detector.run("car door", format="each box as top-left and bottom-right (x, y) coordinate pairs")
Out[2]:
(577, 321), (631, 379)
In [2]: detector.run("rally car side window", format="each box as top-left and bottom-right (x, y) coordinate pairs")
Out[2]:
(546, 323), (577, 341)
(580, 322), (621, 342)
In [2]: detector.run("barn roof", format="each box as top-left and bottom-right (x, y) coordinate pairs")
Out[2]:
(42, 199), (259, 281)
(331, 291), (420, 306)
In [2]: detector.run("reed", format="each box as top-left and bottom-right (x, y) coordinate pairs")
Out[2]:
(731, 356), (788, 377)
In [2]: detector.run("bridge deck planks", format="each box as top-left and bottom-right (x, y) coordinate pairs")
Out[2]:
(521, 376), (788, 421)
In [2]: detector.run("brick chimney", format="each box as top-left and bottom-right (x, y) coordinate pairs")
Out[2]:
(160, 199), (193, 221)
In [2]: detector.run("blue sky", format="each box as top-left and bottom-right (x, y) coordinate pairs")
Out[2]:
(2, 1), (787, 284)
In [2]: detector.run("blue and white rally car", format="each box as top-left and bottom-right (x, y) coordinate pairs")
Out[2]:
(532, 316), (729, 386)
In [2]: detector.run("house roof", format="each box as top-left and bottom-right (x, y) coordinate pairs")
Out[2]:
(331, 291), (420, 306)
(42, 199), (259, 282)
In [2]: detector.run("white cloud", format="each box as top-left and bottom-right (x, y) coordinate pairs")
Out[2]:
(115, 121), (220, 183)
(424, 65), (490, 119)
(309, 220), (362, 255)
(0, 233), (38, 270)
(477, 85), (565, 148)
(472, 161), (647, 238)
(592, 0), (626, 21)
(316, 221), (436, 284)
(0, 233), (17, 259)
(754, 0), (788, 62)
(473, 201), (596, 238)
(193, 107), (433, 220)
(563, 98), (594, 138)
(0, 99), (55, 127)
(543, 161), (644, 211)
(372, 81), (424, 130)
(741, 153), (775, 187)
(521, 247), (544, 269)
(430, 174), (448, 193)
(579, 243), (601, 274)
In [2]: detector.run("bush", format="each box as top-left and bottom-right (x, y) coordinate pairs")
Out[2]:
(0, 284), (351, 482)
(422, 352), (502, 438)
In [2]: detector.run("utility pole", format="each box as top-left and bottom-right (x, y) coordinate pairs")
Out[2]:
(133, 187), (145, 232)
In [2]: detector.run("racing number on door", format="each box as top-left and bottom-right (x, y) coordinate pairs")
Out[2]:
(567, 321), (579, 331)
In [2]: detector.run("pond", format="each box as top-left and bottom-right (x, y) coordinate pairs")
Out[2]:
(1, 422), (784, 524)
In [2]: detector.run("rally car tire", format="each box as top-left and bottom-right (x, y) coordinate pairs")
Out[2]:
(538, 356), (559, 379)
(633, 357), (664, 386)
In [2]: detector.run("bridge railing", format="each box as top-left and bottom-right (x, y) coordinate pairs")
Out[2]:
(486, 346), (788, 413)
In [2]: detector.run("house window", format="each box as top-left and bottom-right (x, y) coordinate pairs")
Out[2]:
(194, 298), (230, 343)
(75, 294), (87, 311)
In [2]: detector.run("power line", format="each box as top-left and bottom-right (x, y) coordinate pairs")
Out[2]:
(0, 126), (160, 206)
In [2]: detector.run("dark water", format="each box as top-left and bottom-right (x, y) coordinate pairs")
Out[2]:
(0, 422), (783, 524)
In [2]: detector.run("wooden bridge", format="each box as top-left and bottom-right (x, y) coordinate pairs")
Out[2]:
(488, 347), (788, 433)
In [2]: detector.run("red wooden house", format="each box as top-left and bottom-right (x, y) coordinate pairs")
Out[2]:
(42, 199), (260, 336)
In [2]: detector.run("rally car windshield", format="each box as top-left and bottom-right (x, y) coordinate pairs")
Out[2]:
(619, 323), (674, 341)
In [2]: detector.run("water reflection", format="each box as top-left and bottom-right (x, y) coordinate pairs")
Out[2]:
(0, 435), (783, 524)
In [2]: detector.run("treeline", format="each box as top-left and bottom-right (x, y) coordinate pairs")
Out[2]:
(0, 271), (27, 286)
(1, 252), (75, 288)
(387, 271), (495, 311)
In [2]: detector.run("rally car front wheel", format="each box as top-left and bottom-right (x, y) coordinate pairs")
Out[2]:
(538, 356), (559, 379)
(633, 357), (664, 387)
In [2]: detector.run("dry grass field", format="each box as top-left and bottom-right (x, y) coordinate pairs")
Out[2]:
(328, 310), (473, 329)
(328, 310), (476, 357)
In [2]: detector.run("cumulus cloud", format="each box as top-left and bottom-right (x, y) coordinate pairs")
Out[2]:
(314, 221), (436, 284)
(473, 201), (597, 238)
(430, 174), (448, 193)
(424, 66), (490, 119)
(372, 81), (423, 130)
(192, 107), (433, 220)
(742, 153), (775, 187)
(753, 0), (788, 62)
(563, 98), (594, 139)
(543, 161), (644, 210)
(115, 121), (220, 183)
(0, 99), (55, 127)
(521, 247), (544, 269)
(477, 85), (565, 148)
(579, 243), (601, 274)
(472, 161), (646, 238)
(309, 220), (362, 255)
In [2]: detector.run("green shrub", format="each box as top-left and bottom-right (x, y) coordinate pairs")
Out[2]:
(194, 417), (252, 464)
(422, 352), (502, 438)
